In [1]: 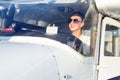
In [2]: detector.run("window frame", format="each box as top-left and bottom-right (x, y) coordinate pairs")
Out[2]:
(100, 17), (120, 57)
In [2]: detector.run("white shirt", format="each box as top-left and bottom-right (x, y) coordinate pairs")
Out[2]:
(79, 34), (90, 56)
(67, 31), (91, 56)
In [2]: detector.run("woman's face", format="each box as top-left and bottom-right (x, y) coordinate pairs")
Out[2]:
(68, 15), (83, 32)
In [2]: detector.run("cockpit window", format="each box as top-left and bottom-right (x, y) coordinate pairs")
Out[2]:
(0, 0), (96, 56)
(0, 0), (78, 3)
(104, 25), (120, 56)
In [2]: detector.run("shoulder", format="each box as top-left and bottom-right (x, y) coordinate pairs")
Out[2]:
(79, 34), (90, 45)
(79, 34), (91, 56)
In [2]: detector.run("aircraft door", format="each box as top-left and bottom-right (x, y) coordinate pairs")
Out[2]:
(98, 17), (120, 80)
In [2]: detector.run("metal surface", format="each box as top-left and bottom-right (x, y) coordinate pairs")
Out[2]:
(0, 36), (87, 80)
(95, 0), (120, 21)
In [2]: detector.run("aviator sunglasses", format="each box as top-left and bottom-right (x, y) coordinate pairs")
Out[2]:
(68, 19), (81, 24)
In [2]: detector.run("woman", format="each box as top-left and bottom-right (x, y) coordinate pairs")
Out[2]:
(68, 12), (90, 56)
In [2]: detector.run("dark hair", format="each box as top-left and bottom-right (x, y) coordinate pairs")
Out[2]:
(70, 12), (84, 20)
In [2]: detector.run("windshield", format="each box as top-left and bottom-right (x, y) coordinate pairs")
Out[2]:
(0, 0), (78, 3)
(0, 0), (95, 56)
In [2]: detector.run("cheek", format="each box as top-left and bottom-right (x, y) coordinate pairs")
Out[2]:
(69, 23), (80, 30)
(68, 24), (71, 28)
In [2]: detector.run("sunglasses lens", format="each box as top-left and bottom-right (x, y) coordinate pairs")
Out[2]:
(68, 19), (80, 23)
(73, 19), (79, 23)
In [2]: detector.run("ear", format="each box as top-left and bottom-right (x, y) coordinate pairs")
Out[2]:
(80, 21), (84, 28)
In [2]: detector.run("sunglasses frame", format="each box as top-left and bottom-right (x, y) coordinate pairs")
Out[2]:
(68, 19), (81, 24)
